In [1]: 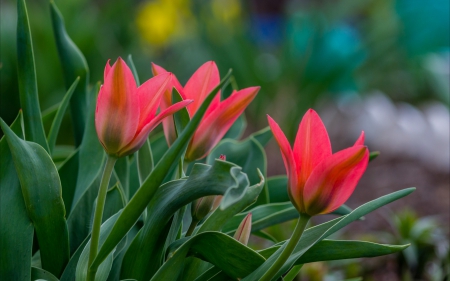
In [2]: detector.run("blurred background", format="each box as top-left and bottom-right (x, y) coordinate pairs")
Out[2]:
(1, 0), (449, 279)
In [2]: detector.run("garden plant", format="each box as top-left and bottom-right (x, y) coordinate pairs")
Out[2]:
(1, 0), (417, 280)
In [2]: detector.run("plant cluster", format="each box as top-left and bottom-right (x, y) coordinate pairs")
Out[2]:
(1, 1), (415, 281)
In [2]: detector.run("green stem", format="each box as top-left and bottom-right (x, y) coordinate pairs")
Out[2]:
(185, 219), (199, 237)
(87, 155), (117, 281)
(259, 213), (310, 281)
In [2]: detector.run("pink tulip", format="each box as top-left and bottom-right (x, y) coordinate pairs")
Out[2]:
(152, 61), (260, 161)
(267, 109), (369, 216)
(95, 58), (193, 158)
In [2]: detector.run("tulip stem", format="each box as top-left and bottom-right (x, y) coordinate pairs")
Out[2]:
(186, 218), (199, 237)
(259, 213), (310, 281)
(87, 155), (117, 281)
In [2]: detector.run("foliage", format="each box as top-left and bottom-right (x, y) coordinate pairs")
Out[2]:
(0, 1), (418, 280)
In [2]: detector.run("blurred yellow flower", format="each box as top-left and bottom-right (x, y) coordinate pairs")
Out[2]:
(136, 0), (193, 47)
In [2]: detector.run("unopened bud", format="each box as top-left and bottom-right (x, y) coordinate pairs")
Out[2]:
(191, 195), (216, 221)
(233, 213), (252, 245)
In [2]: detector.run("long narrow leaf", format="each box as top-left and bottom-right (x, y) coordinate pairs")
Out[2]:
(50, 1), (89, 146)
(17, 0), (49, 151)
(120, 160), (253, 280)
(48, 77), (80, 154)
(241, 187), (415, 280)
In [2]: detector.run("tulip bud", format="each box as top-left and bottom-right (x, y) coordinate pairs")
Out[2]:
(233, 213), (252, 245)
(191, 196), (216, 222)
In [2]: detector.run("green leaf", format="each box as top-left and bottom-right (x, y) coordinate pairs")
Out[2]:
(128, 157), (141, 199)
(126, 55), (140, 86)
(120, 160), (251, 280)
(0, 118), (69, 277)
(251, 126), (272, 147)
(58, 149), (79, 213)
(114, 157), (130, 198)
(72, 85), (105, 209)
(172, 88), (190, 137)
(92, 70), (232, 274)
(42, 104), (59, 130)
(0, 112), (34, 281)
(48, 77), (80, 154)
(61, 194), (124, 281)
(66, 86), (105, 253)
(153, 232), (266, 281)
(180, 169), (265, 281)
(253, 230), (278, 243)
(222, 201), (350, 237)
(162, 205), (186, 265)
(222, 202), (297, 235)
(136, 139), (153, 186)
(369, 151), (380, 161)
(283, 265), (302, 281)
(207, 136), (269, 206)
(52, 145), (76, 164)
(50, 1), (90, 146)
(17, 0), (49, 152)
(241, 188), (416, 280)
(75, 212), (122, 281)
(67, 175), (101, 254)
(258, 239), (409, 264)
(223, 115), (247, 140)
(31, 267), (59, 281)
(267, 176), (289, 203)
(149, 132), (168, 165)
(198, 170), (264, 234)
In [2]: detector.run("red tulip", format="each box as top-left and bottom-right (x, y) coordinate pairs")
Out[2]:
(267, 109), (368, 216)
(152, 61), (260, 161)
(95, 58), (192, 157)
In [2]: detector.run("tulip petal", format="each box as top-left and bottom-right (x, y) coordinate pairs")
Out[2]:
(183, 61), (220, 116)
(354, 131), (365, 146)
(186, 87), (259, 161)
(95, 58), (139, 154)
(293, 109), (332, 188)
(303, 145), (369, 215)
(136, 72), (171, 131)
(151, 63), (184, 95)
(267, 115), (302, 212)
(233, 213), (252, 245)
(104, 59), (111, 79)
(117, 99), (193, 157)
(152, 63), (186, 145)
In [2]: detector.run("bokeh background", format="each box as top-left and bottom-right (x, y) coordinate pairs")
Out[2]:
(1, 0), (449, 280)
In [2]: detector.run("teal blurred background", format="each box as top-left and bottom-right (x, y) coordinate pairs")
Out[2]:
(1, 0), (449, 280)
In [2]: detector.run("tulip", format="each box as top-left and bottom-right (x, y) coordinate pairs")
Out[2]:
(152, 61), (260, 161)
(96, 57), (193, 158)
(260, 109), (368, 281)
(88, 58), (192, 280)
(267, 109), (369, 216)
(233, 213), (252, 245)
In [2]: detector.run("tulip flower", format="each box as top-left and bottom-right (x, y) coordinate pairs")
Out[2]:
(88, 58), (192, 280)
(260, 109), (369, 281)
(233, 213), (252, 245)
(152, 61), (260, 161)
(95, 58), (193, 158)
(267, 109), (369, 216)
